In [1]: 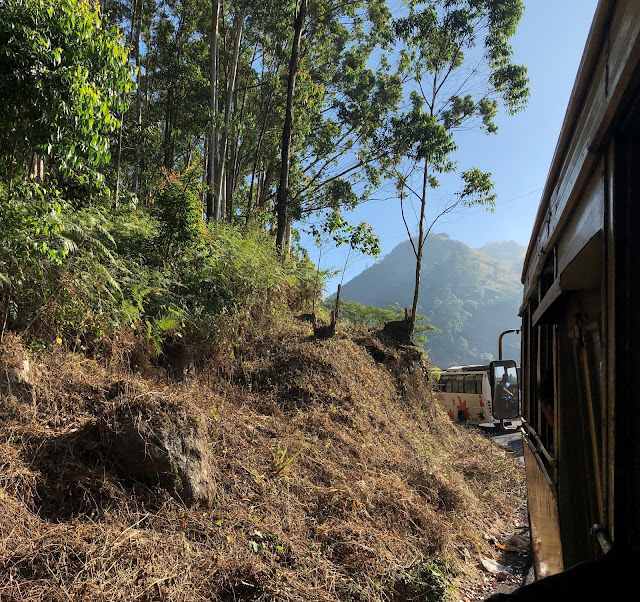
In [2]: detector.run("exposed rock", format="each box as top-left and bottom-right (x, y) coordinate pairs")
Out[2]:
(101, 399), (216, 506)
(481, 557), (514, 580)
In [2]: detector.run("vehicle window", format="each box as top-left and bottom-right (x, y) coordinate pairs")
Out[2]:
(465, 375), (477, 394)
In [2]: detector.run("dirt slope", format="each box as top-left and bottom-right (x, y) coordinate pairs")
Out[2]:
(0, 320), (524, 601)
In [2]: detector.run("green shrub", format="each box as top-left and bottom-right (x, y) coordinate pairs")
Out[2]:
(151, 167), (203, 259)
(0, 182), (66, 335)
(1, 180), (320, 359)
(0, 0), (131, 186)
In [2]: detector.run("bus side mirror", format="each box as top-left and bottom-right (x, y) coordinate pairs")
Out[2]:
(489, 359), (520, 420)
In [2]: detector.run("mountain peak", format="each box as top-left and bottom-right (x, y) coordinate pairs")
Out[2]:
(474, 240), (526, 276)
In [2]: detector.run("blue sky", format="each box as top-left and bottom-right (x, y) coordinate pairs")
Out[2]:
(310, 0), (599, 294)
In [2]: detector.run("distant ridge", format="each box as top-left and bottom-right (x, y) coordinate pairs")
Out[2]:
(475, 240), (526, 277)
(340, 234), (525, 368)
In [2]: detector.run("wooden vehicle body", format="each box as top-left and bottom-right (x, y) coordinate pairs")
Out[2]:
(518, 0), (640, 578)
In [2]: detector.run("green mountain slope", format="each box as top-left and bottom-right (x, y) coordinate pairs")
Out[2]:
(339, 234), (525, 368)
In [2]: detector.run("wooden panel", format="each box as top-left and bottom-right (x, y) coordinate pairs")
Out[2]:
(556, 166), (605, 277)
(613, 106), (640, 549)
(531, 278), (563, 327)
(524, 441), (564, 578)
(605, 140), (615, 541)
(551, 0), (640, 238)
(560, 231), (604, 292)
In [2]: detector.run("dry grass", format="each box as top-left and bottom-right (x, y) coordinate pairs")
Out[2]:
(0, 323), (524, 601)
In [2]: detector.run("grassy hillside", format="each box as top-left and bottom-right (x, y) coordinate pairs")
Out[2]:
(0, 319), (524, 601)
(339, 235), (525, 368)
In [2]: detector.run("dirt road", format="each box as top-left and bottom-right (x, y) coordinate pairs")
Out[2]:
(491, 427), (524, 464)
(465, 426), (532, 601)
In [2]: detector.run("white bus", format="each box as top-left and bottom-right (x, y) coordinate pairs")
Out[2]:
(435, 365), (496, 426)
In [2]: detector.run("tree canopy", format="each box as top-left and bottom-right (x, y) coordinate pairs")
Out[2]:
(390, 0), (529, 340)
(0, 0), (132, 188)
(0, 0), (529, 354)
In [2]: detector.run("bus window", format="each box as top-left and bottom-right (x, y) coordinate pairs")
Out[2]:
(464, 375), (478, 394)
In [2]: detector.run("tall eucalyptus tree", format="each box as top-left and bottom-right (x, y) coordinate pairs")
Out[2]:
(392, 0), (530, 341)
(274, 0), (401, 251)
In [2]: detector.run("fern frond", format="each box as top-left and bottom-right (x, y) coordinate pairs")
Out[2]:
(62, 222), (87, 241)
(60, 235), (78, 255)
(95, 263), (122, 297)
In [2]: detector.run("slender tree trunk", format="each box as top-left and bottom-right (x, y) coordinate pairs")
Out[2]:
(163, 86), (174, 168)
(214, 8), (245, 219)
(163, 12), (186, 170)
(145, 41), (153, 123)
(139, 22), (152, 202)
(27, 153), (44, 181)
(334, 284), (342, 322)
(247, 47), (277, 224)
(114, 121), (123, 206)
(115, 0), (137, 205)
(132, 0), (143, 193)
(226, 133), (236, 221)
(221, 172), (227, 221)
(409, 158), (430, 339)
(284, 216), (292, 255)
(257, 163), (275, 212)
(225, 167), (232, 222)
(275, 0), (307, 250)
(247, 91), (274, 223)
(206, 0), (220, 221)
(186, 137), (193, 167)
(8, 121), (19, 192)
(202, 134), (209, 212)
(254, 168), (263, 212)
(230, 60), (249, 210)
